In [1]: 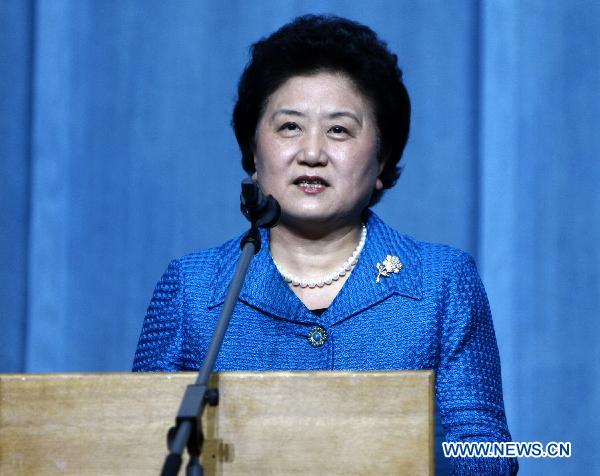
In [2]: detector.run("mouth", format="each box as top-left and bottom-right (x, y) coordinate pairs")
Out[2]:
(293, 175), (329, 194)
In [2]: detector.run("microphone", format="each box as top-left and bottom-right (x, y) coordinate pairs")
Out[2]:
(240, 178), (280, 229)
(162, 180), (279, 474)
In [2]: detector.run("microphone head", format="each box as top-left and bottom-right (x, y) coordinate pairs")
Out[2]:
(240, 179), (280, 228)
(241, 178), (262, 208)
(259, 196), (281, 229)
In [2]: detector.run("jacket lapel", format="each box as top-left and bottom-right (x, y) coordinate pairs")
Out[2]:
(207, 229), (318, 325)
(207, 212), (423, 326)
(322, 211), (423, 326)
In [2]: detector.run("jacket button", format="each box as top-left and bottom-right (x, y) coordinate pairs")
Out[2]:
(307, 326), (328, 347)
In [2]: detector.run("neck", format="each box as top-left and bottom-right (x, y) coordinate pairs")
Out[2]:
(269, 220), (363, 280)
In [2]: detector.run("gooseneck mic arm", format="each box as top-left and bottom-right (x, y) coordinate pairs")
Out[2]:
(160, 178), (280, 476)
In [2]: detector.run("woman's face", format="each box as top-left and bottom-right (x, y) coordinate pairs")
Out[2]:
(253, 72), (383, 230)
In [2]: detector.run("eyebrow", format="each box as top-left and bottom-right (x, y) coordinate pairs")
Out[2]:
(270, 109), (363, 126)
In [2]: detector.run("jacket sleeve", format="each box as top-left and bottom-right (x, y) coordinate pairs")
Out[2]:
(132, 259), (185, 371)
(436, 251), (519, 475)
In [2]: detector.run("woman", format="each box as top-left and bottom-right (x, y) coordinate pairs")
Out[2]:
(134, 15), (518, 475)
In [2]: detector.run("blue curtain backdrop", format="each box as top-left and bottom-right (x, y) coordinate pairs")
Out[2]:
(1, 1), (599, 474)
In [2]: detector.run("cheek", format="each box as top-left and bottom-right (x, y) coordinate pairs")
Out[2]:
(345, 147), (380, 185)
(255, 133), (288, 174)
(254, 138), (289, 195)
(254, 137), (274, 176)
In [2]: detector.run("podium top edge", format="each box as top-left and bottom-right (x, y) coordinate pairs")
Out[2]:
(0, 370), (434, 380)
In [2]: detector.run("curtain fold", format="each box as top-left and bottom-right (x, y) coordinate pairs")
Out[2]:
(480, 2), (600, 474)
(0, 0), (34, 372)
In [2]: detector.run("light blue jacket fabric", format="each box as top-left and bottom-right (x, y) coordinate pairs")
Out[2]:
(134, 211), (518, 474)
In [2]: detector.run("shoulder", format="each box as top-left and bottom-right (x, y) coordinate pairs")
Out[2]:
(173, 234), (244, 275)
(145, 234), (246, 317)
(418, 240), (477, 273)
(366, 211), (480, 292)
(367, 210), (476, 268)
(152, 234), (244, 304)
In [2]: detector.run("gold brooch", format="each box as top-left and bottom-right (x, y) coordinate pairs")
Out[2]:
(375, 255), (403, 283)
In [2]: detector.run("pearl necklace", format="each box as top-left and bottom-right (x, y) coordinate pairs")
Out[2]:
(273, 224), (367, 288)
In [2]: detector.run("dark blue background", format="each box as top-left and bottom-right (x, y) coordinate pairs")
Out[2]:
(1, 1), (598, 474)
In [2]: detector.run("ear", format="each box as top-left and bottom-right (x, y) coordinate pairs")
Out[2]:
(375, 155), (387, 191)
(377, 154), (387, 175)
(252, 149), (258, 180)
(250, 135), (258, 170)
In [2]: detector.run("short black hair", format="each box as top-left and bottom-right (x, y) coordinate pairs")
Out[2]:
(232, 14), (411, 206)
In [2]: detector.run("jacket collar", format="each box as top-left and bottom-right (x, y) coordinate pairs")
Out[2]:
(208, 211), (422, 326)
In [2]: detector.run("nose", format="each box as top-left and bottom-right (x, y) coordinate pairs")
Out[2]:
(297, 129), (328, 166)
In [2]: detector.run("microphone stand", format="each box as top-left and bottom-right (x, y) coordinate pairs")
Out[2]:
(160, 179), (280, 476)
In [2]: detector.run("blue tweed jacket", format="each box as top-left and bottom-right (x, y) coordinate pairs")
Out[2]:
(134, 211), (517, 475)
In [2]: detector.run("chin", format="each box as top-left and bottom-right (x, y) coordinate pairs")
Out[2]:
(280, 206), (333, 225)
(281, 205), (359, 230)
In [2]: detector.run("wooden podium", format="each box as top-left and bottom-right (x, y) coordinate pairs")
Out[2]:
(0, 371), (434, 475)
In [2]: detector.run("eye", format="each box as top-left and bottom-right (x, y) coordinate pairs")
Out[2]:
(328, 125), (350, 137)
(278, 122), (300, 132)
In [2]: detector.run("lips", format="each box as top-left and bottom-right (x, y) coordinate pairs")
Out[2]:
(293, 175), (329, 194)
(293, 175), (330, 187)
